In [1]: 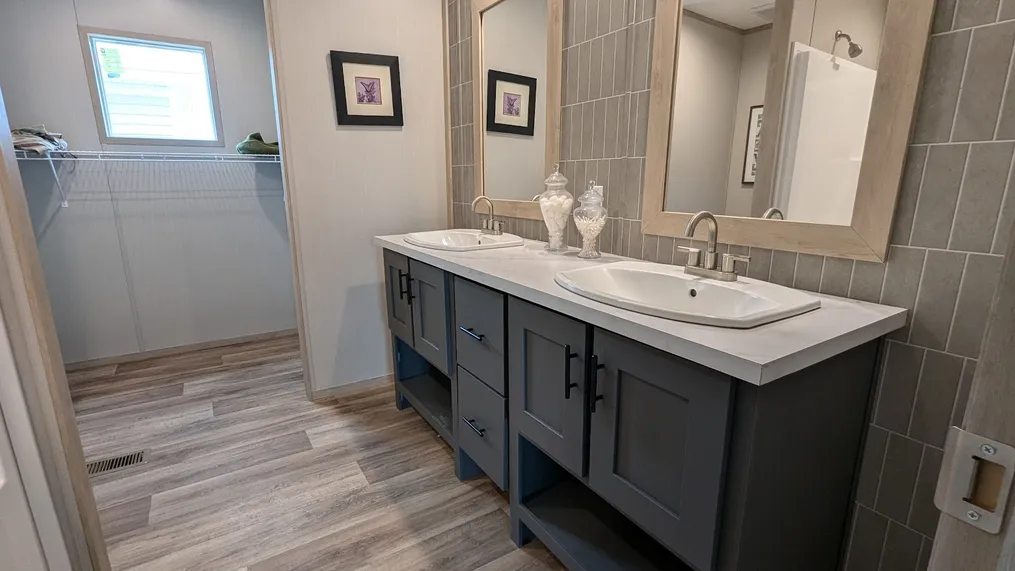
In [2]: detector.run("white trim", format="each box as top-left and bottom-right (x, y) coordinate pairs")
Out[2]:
(0, 305), (73, 571)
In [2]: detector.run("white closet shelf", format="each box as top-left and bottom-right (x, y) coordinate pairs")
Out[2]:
(14, 150), (282, 164)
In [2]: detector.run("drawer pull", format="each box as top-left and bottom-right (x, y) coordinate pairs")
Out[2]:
(590, 354), (606, 413)
(459, 327), (485, 342)
(463, 417), (486, 437)
(564, 345), (579, 399)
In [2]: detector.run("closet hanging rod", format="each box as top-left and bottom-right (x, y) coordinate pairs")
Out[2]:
(14, 150), (282, 164)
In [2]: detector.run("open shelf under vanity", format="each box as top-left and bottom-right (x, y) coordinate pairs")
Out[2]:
(397, 370), (453, 443)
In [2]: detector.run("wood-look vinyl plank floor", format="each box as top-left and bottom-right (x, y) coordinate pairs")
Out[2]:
(71, 334), (564, 571)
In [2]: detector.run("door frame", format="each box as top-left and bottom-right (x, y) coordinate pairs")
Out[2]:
(928, 220), (1015, 569)
(0, 87), (110, 570)
(262, 0), (316, 399)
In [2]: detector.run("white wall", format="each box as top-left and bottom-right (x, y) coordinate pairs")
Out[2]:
(19, 159), (297, 363)
(724, 28), (771, 216)
(665, 15), (742, 214)
(269, 0), (447, 390)
(0, 0), (278, 152)
(483, 0), (548, 201)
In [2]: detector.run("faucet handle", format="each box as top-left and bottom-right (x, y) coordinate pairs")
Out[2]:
(677, 246), (701, 268)
(489, 220), (505, 235)
(721, 253), (751, 273)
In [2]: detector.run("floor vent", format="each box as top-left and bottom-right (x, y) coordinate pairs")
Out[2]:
(86, 449), (149, 476)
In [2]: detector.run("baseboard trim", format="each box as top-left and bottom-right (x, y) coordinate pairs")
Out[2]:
(311, 374), (393, 402)
(65, 329), (299, 373)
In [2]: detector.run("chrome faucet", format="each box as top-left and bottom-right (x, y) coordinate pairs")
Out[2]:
(471, 196), (503, 235)
(677, 211), (750, 282)
(762, 207), (785, 220)
(684, 211), (720, 269)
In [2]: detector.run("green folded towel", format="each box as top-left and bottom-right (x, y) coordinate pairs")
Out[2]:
(236, 132), (279, 155)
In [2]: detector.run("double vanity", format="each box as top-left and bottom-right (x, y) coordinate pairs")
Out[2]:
(375, 231), (906, 571)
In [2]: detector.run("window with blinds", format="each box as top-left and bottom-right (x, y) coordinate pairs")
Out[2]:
(83, 29), (223, 146)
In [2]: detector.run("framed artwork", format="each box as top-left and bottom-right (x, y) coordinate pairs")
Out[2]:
(742, 105), (763, 185)
(486, 70), (537, 136)
(330, 51), (403, 126)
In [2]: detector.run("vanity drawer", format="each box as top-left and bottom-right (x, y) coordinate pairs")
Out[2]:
(458, 366), (507, 490)
(454, 277), (506, 395)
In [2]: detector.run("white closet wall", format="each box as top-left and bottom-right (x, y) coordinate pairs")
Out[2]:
(20, 156), (296, 364)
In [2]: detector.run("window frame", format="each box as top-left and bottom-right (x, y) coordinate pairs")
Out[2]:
(79, 27), (225, 147)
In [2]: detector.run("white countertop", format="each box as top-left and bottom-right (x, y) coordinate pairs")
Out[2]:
(375, 235), (906, 385)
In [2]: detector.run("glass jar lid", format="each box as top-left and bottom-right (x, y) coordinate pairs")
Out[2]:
(544, 164), (568, 188)
(577, 180), (604, 203)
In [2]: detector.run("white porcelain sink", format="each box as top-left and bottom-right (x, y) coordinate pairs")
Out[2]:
(555, 261), (821, 328)
(404, 229), (524, 251)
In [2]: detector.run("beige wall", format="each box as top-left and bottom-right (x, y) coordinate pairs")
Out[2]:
(664, 17), (771, 216)
(483, 0), (549, 201)
(724, 28), (772, 216)
(664, 15), (742, 214)
(269, 0), (447, 390)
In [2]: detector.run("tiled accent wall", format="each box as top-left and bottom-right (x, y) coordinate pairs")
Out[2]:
(445, 0), (1015, 569)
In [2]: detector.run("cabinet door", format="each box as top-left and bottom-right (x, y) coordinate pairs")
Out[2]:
(508, 297), (588, 477)
(589, 329), (733, 571)
(382, 249), (413, 344)
(409, 259), (451, 375)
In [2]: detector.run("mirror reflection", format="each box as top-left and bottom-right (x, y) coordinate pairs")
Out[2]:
(663, 0), (888, 225)
(481, 0), (549, 202)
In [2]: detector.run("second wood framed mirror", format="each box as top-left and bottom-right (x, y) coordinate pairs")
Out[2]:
(471, 0), (565, 220)
(641, 0), (935, 261)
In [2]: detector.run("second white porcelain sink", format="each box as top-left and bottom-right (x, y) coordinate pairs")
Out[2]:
(555, 261), (820, 328)
(404, 229), (524, 252)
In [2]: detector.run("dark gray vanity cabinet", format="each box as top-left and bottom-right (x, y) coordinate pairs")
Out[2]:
(508, 297), (590, 478)
(381, 247), (885, 571)
(408, 259), (451, 375)
(383, 250), (455, 447)
(589, 329), (733, 571)
(382, 249), (452, 376)
(383, 249), (413, 343)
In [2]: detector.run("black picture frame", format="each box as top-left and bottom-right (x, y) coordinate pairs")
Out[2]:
(330, 50), (404, 127)
(741, 104), (763, 185)
(486, 69), (537, 136)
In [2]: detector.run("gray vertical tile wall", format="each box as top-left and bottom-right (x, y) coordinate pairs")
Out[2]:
(446, 0), (1014, 568)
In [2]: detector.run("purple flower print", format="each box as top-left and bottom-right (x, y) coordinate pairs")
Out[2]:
(356, 77), (382, 105)
(503, 93), (521, 117)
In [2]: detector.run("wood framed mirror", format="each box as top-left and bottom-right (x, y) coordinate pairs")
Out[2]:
(641, 0), (935, 261)
(471, 0), (565, 220)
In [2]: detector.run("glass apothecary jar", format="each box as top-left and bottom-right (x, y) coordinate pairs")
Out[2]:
(573, 181), (606, 259)
(536, 165), (573, 252)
